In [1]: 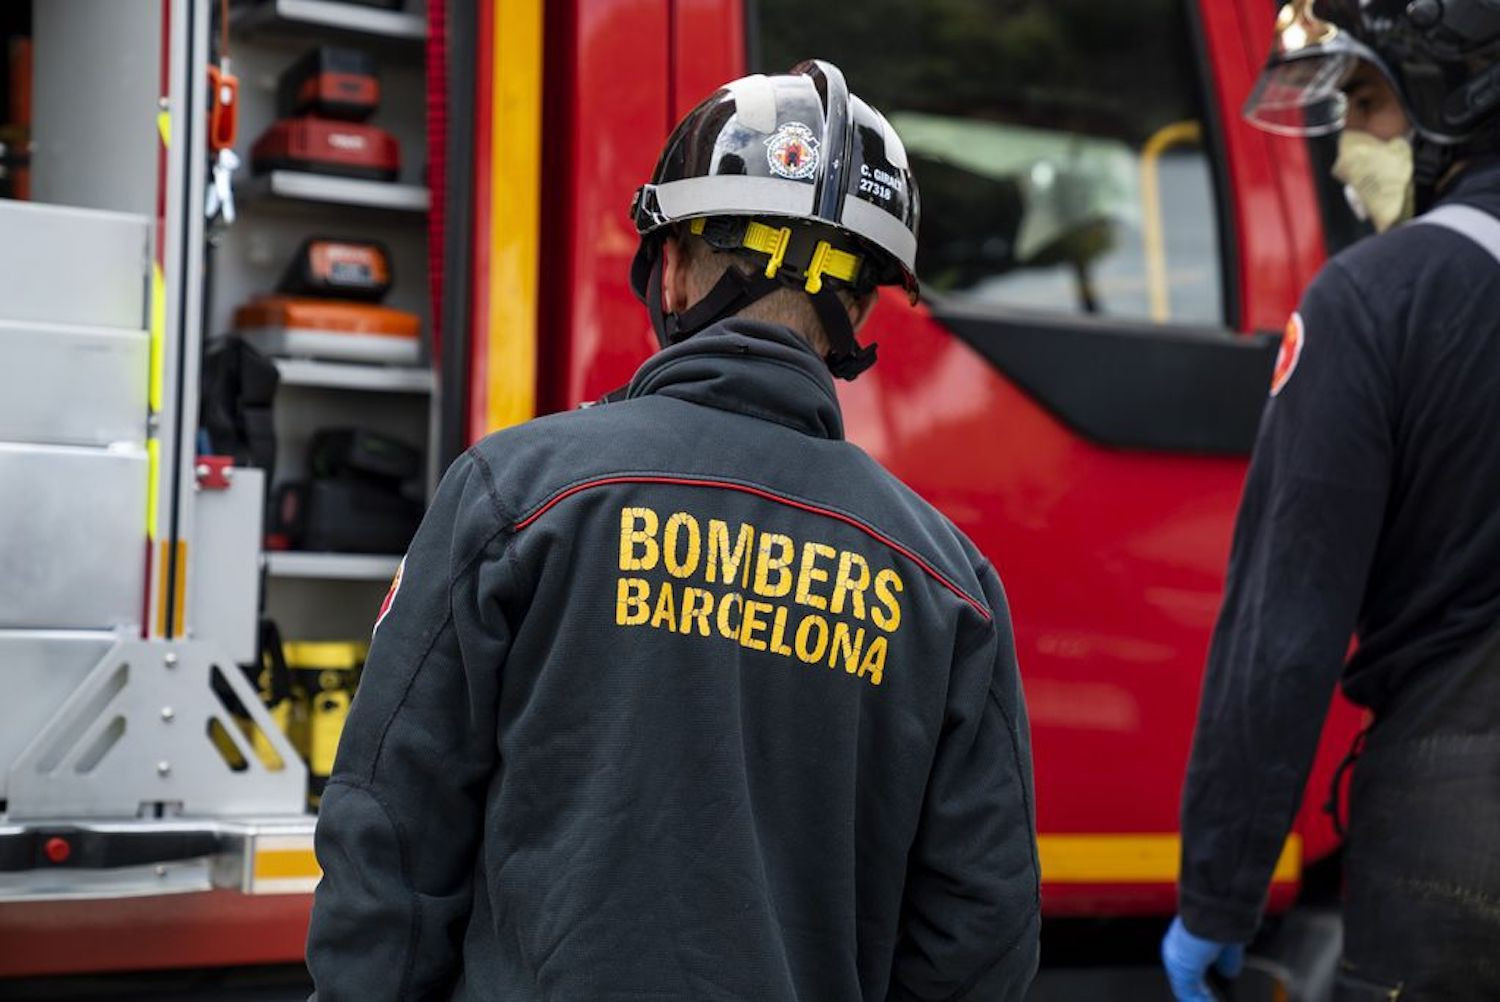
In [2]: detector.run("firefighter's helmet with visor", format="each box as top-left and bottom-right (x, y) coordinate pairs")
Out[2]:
(1246, 0), (1500, 145)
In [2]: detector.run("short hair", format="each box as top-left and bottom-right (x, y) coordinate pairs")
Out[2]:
(673, 225), (868, 357)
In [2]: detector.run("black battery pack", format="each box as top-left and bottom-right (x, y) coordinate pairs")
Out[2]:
(277, 46), (380, 122)
(277, 237), (393, 302)
(272, 479), (422, 555)
(308, 428), (421, 484)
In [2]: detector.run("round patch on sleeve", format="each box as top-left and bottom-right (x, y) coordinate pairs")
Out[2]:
(1271, 311), (1304, 397)
(373, 556), (405, 635)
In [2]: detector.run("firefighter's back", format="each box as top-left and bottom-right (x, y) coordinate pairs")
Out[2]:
(448, 320), (1038, 1000)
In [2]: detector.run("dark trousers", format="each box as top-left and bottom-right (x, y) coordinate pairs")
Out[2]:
(1334, 733), (1500, 1001)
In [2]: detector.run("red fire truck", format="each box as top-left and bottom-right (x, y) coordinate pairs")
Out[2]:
(0, 0), (1363, 984)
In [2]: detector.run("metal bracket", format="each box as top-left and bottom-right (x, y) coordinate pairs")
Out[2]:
(6, 640), (306, 820)
(0, 855), (215, 902)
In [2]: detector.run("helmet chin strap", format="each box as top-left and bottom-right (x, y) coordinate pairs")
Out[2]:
(641, 241), (877, 380)
(1412, 137), (1455, 214)
(645, 246), (780, 348)
(1411, 119), (1500, 212)
(809, 287), (877, 380)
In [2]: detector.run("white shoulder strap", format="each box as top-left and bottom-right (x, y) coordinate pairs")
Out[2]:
(1412, 204), (1500, 268)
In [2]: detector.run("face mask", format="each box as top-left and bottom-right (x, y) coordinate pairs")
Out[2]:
(1331, 129), (1415, 233)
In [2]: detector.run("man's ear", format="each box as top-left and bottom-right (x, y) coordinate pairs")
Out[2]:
(661, 236), (693, 315)
(847, 290), (880, 335)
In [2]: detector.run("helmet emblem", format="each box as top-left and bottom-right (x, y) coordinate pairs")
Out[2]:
(765, 122), (821, 180)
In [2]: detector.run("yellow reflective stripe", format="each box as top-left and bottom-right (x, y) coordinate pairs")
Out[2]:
(155, 541), (187, 638)
(1038, 833), (1302, 884)
(257, 835), (1292, 886)
(146, 438), (160, 538)
(157, 109), (171, 148)
(253, 848), (322, 882)
(484, 0), (543, 433)
(149, 263), (166, 413)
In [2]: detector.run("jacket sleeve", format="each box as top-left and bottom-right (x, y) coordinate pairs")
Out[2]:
(1178, 260), (1393, 943)
(306, 451), (514, 1000)
(888, 563), (1040, 1001)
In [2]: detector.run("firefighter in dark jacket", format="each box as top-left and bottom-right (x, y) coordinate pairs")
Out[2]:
(1165, 3), (1500, 999)
(306, 61), (1040, 1001)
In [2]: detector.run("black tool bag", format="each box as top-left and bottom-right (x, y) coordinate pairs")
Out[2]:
(272, 479), (423, 555)
(308, 427), (421, 484)
(200, 336), (280, 473)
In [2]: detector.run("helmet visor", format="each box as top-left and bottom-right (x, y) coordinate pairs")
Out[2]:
(1244, 51), (1357, 136)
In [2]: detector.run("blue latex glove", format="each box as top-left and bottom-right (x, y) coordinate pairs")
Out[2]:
(1161, 916), (1244, 1002)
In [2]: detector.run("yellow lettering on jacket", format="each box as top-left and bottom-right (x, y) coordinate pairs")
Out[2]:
(795, 542), (835, 610)
(795, 614), (830, 663)
(769, 605), (794, 656)
(830, 621), (865, 674)
(610, 505), (916, 690)
(741, 600), (772, 652)
(616, 577), (650, 626)
(706, 519), (755, 588)
(680, 587), (714, 637)
(831, 551), (870, 619)
(650, 580), (677, 630)
(754, 533), (795, 598)
(858, 636), (888, 686)
(873, 569), (904, 633)
(716, 592), (744, 640)
(663, 512), (701, 578)
(619, 507), (659, 571)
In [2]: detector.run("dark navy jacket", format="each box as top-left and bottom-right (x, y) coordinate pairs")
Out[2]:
(306, 320), (1040, 1000)
(1179, 162), (1500, 942)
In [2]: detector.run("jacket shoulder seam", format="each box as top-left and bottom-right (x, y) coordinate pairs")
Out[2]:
(464, 446), (517, 526)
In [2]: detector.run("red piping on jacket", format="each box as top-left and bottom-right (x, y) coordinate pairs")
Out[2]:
(513, 475), (992, 622)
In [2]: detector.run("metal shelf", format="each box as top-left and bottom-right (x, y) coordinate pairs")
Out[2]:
(274, 358), (434, 394)
(239, 171), (430, 214)
(231, 0), (427, 52)
(264, 552), (402, 581)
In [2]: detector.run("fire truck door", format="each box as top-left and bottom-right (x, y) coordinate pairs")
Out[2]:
(738, 0), (1364, 914)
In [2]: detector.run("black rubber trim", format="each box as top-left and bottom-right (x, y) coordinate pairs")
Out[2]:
(1181, 0), (1241, 330)
(163, 0), (198, 639)
(743, 0), (763, 73)
(438, 0), (477, 465)
(0, 827), (223, 872)
(933, 303), (1277, 455)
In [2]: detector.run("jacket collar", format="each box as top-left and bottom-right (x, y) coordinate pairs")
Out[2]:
(1442, 156), (1500, 203)
(626, 319), (845, 440)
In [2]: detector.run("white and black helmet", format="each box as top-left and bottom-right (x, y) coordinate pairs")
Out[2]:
(629, 60), (920, 380)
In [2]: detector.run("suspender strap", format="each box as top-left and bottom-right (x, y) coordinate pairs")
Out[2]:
(1413, 204), (1500, 267)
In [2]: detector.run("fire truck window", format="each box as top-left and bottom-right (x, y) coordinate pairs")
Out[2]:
(749, 0), (1226, 326)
